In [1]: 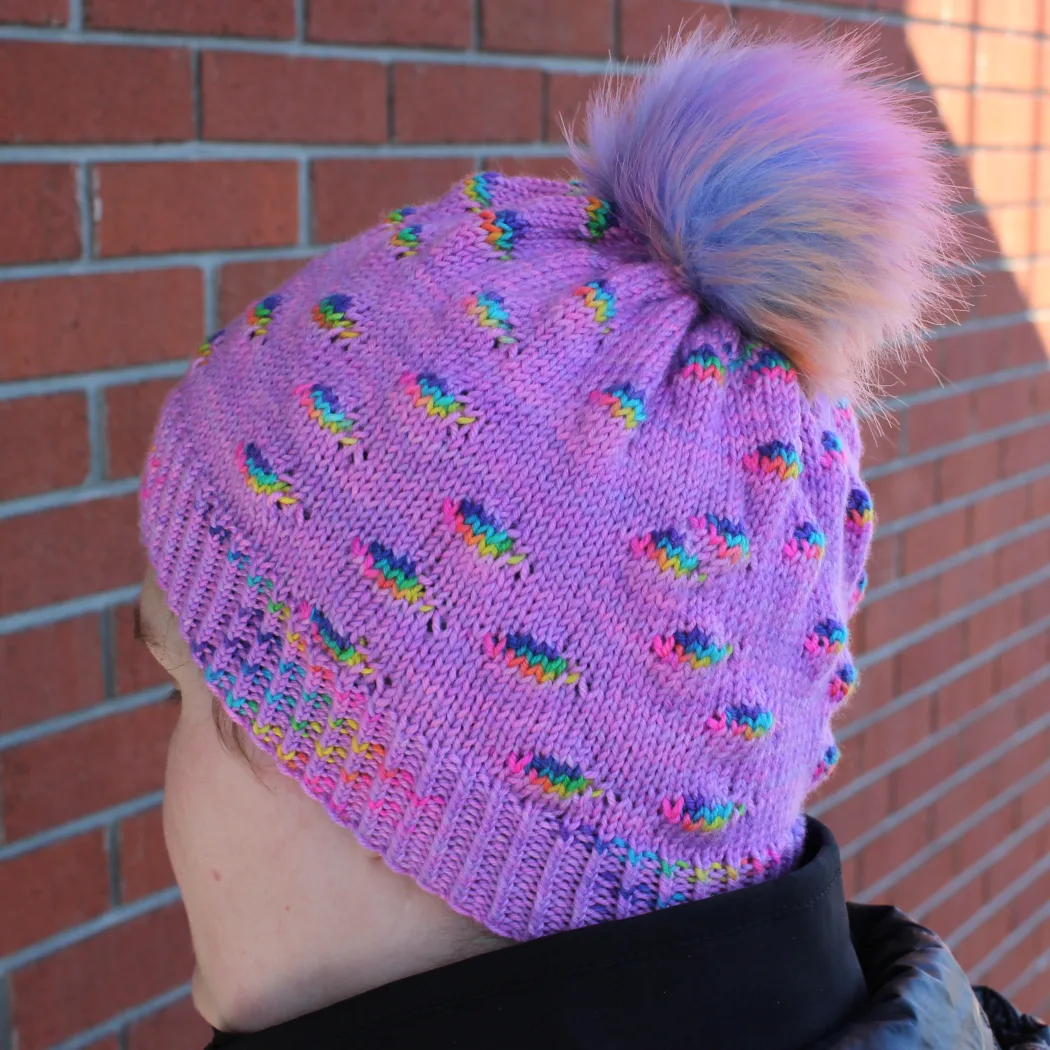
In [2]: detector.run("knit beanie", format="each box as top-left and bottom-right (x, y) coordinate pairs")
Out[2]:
(140, 28), (963, 940)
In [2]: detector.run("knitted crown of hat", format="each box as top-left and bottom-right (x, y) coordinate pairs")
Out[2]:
(141, 28), (963, 939)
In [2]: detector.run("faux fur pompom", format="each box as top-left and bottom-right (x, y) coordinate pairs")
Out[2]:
(570, 26), (970, 404)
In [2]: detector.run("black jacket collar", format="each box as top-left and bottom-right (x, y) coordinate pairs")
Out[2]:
(209, 818), (1009, 1050)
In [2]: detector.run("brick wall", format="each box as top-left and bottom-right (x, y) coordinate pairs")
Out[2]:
(0, 0), (1048, 1045)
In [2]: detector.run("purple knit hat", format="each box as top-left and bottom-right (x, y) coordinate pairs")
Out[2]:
(140, 28), (963, 939)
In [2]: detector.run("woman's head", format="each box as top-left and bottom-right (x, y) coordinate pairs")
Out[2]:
(138, 23), (963, 1028)
(139, 569), (505, 1031)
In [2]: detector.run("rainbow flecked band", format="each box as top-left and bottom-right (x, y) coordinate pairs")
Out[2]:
(486, 631), (580, 686)
(508, 752), (602, 799)
(661, 796), (745, 833)
(743, 440), (802, 479)
(653, 627), (733, 669)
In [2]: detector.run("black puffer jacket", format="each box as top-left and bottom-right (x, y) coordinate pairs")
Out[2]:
(210, 819), (1049, 1050)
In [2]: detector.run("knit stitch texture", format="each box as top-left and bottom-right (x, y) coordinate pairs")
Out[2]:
(139, 168), (875, 940)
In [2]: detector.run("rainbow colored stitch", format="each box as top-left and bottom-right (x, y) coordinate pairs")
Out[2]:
(312, 294), (361, 342)
(443, 498), (525, 564)
(465, 291), (515, 345)
(352, 538), (434, 612)
(695, 513), (750, 564)
(746, 345), (797, 381)
(583, 196), (616, 239)
(821, 430), (847, 467)
(814, 744), (841, 782)
(653, 626), (733, 670)
(833, 398), (854, 430)
(297, 383), (358, 446)
(847, 488), (874, 533)
(387, 207), (421, 258)
(479, 208), (526, 259)
(680, 343), (727, 383)
(593, 384), (646, 429)
(630, 527), (706, 581)
(661, 796), (745, 833)
(248, 295), (281, 338)
(401, 372), (477, 426)
(805, 619), (848, 656)
(309, 607), (370, 671)
(238, 442), (297, 507)
(852, 571), (868, 607)
(577, 279), (616, 330)
(784, 522), (826, 562)
(196, 328), (224, 363)
(485, 631), (580, 686)
(829, 662), (857, 704)
(707, 705), (774, 741)
(464, 172), (498, 209)
(508, 752), (602, 799)
(743, 440), (802, 480)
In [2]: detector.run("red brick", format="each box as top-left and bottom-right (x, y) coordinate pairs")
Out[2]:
(984, 204), (1033, 259)
(0, 42), (192, 144)
(860, 581), (939, 652)
(901, 509), (969, 575)
(857, 697), (936, 775)
(85, 0), (294, 36)
(394, 64), (542, 143)
(858, 414), (901, 468)
(0, 832), (110, 956)
(128, 995), (211, 1050)
(996, 530), (1050, 587)
(1023, 577), (1050, 624)
(10, 903), (193, 1050)
(954, 906), (1014, 971)
(482, 155), (577, 180)
(618, 0), (731, 59)
(893, 851), (957, 915)
(1002, 423), (1050, 476)
(924, 877), (987, 940)
(0, 270), (202, 382)
(0, 494), (142, 617)
(950, 803), (1007, 871)
(903, 22), (975, 87)
(893, 735), (961, 805)
(982, 920), (1047, 995)
(970, 484), (1029, 543)
(312, 157), (473, 245)
(976, 30), (1039, 90)
(308, 0), (471, 47)
(114, 602), (169, 697)
(0, 165), (80, 264)
(977, 0), (1039, 30)
(733, 8), (826, 37)
(96, 161), (298, 256)
(120, 806), (175, 901)
(997, 632), (1049, 689)
(482, 0), (612, 56)
(973, 378), (1035, 431)
(0, 393), (89, 500)
(900, 0), (973, 18)
(868, 462), (937, 522)
(934, 660), (997, 727)
(864, 534), (899, 591)
(974, 90), (1037, 148)
(973, 267), (1032, 320)
(0, 702), (176, 840)
(858, 810), (932, 889)
(940, 441), (1001, 500)
(1031, 476), (1050, 519)
(896, 622), (968, 694)
(907, 395), (971, 455)
(819, 777), (893, 848)
(219, 257), (306, 327)
(0, 0), (66, 24)
(938, 551), (995, 615)
(0, 617), (104, 734)
(546, 73), (604, 140)
(971, 151), (1036, 208)
(937, 324), (1016, 383)
(202, 52), (386, 144)
(105, 379), (176, 481)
